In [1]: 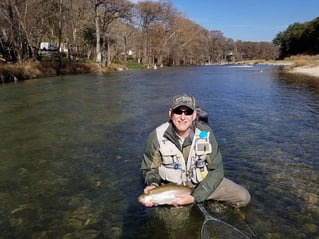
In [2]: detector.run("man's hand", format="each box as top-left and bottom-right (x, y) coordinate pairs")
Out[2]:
(170, 193), (195, 207)
(140, 185), (158, 207)
(143, 185), (157, 194)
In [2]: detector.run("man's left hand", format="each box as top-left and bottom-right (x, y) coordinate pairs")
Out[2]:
(170, 193), (195, 207)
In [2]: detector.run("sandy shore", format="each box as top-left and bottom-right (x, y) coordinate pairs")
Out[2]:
(243, 58), (319, 78)
(290, 65), (319, 78)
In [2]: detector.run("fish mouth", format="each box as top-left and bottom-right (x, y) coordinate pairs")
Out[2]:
(138, 195), (144, 202)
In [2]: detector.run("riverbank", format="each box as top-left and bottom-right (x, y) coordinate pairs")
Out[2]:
(2, 55), (319, 83)
(247, 55), (319, 78)
(287, 65), (319, 78)
(279, 55), (319, 78)
(0, 59), (132, 83)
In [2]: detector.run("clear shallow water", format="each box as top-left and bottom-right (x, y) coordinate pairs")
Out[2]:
(0, 65), (318, 239)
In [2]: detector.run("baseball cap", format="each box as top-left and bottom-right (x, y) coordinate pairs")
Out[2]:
(171, 94), (196, 110)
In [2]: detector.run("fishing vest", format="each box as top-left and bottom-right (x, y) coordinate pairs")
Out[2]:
(156, 122), (212, 185)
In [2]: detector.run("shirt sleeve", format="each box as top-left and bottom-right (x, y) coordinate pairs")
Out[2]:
(141, 129), (162, 185)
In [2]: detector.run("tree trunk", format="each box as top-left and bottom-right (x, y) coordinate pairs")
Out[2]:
(95, 3), (102, 64)
(123, 36), (127, 63)
(7, 1), (22, 63)
(57, 0), (63, 75)
(107, 39), (111, 66)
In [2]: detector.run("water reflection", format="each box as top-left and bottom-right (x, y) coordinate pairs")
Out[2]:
(0, 66), (318, 238)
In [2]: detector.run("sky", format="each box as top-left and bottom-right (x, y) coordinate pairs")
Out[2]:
(130, 0), (319, 42)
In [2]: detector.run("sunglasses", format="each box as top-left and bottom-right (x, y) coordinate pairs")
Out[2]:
(172, 108), (194, 115)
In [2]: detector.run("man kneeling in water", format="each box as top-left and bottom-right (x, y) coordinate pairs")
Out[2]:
(140, 94), (250, 207)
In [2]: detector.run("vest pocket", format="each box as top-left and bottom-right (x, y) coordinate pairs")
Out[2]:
(161, 154), (176, 166)
(191, 166), (208, 183)
(159, 165), (183, 184)
(159, 155), (183, 184)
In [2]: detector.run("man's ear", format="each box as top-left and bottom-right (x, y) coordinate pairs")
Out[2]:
(192, 110), (197, 121)
(168, 109), (172, 118)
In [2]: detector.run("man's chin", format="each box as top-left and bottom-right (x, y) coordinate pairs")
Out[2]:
(175, 125), (190, 132)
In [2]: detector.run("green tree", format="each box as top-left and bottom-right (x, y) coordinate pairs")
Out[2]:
(273, 16), (319, 58)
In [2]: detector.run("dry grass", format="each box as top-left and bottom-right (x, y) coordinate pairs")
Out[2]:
(284, 54), (319, 67)
(1, 64), (36, 82)
(0, 59), (126, 82)
(0, 59), (58, 81)
(239, 54), (319, 67)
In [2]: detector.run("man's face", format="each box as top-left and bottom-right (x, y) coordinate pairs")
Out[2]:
(169, 106), (196, 137)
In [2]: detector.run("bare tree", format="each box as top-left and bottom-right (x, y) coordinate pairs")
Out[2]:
(166, 15), (207, 65)
(207, 30), (226, 63)
(109, 19), (137, 63)
(135, 0), (165, 67)
(147, 2), (178, 67)
(90, 0), (132, 66)
(0, 0), (27, 62)
(62, 0), (93, 59)
(0, 0), (67, 62)
(236, 41), (279, 61)
(0, 0), (279, 67)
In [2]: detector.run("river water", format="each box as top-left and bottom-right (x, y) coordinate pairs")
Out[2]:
(0, 65), (318, 239)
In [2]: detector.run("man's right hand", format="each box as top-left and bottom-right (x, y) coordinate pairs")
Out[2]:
(140, 185), (158, 207)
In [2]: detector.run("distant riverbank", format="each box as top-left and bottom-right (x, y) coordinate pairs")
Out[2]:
(1, 55), (319, 83)
(0, 59), (131, 83)
(244, 55), (319, 78)
(287, 65), (319, 78)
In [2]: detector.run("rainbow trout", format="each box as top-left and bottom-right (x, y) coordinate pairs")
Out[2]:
(138, 184), (192, 205)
